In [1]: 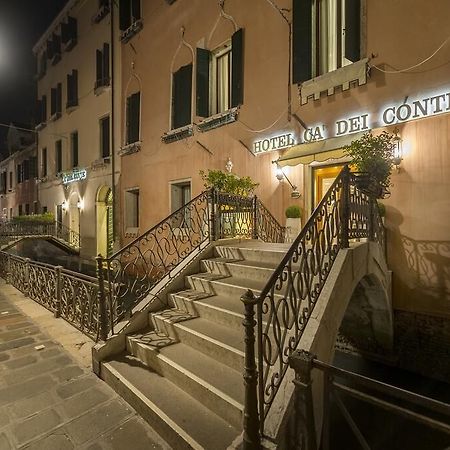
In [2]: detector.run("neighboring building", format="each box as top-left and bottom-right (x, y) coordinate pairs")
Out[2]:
(33, 0), (121, 259)
(117, 0), (450, 378)
(0, 125), (37, 221)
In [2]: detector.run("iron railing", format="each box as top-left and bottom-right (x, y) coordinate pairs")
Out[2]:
(0, 220), (80, 250)
(288, 350), (450, 450)
(0, 252), (100, 339)
(240, 166), (386, 448)
(97, 189), (285, 338)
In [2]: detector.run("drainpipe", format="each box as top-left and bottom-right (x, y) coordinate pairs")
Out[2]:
(110, 1), (116, 248)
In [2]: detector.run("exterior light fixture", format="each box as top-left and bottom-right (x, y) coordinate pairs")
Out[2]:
(392, 127), (403, 172)
(275, 162), (301, 199)
(77, 199), (84, 211)
(62, 200), (68, 212)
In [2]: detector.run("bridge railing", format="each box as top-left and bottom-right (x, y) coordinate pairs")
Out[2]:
(0, 252), (100, 340)
(288, 350), (450, 450)
(240, 166), (386, 448)
(0, 220), (80, 250)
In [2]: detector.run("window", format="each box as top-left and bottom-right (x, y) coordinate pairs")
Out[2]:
(37, 95), (47, 126)
(293, 0), (361, 83)
(41, 148), (47, 177)
(100, 116), (110, 158)
(9, 171), (12, 189)
(66, 70), (78, 108)
(125, 188), (139, 229)
(171, 181), (191, 227)
(172, 64), (192, 129)
(47, 33), (61, 65)
(18, 205), (23, 216)
(23, 159), (30, 181)
(55, 140), (63, 173)
(126, 92), (140, 144)
(9, 208), (12, 218)
(42, 206), (48, 214)
(95, 43), (110, 90)
(119, 0), (142, 41)
(30, 157), (38, 179)
(51, 83), (62, 119)
(93, 0), (111, 24)
(37, 51), (47, 79)
(71, 132), (78, 168)
(25, 204), (30, 215)
(196, 28), (244, 118)
(17, 163), (23, 184)
(0, 172), (6, 195)
(61, 16), (77, 51)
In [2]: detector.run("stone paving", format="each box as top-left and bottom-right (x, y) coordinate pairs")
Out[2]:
(0, 280), (171, 450)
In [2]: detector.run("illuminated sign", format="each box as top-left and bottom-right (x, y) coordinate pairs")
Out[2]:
(62, 168), (87, 184)
(253, 133), (296, 154)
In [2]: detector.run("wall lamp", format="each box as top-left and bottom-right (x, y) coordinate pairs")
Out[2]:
(77, 198), (84, 211)
(392, 127), (403, 172)
(61, 200), (68, 212)
(275, 162), (301, 199)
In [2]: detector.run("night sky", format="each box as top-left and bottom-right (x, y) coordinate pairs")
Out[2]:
(0, 0), (69, 152)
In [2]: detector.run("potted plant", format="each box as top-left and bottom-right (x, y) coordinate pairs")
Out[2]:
(285, 205), (302, 243)
(199, 169), (259, 196)
(343, 131), (397, 198)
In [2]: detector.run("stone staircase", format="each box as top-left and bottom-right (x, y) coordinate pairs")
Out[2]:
(101, 240), (290, 450)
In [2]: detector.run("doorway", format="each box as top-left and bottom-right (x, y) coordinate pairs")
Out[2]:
(69, 192), (80, 237)
(313, 164), (345, 208)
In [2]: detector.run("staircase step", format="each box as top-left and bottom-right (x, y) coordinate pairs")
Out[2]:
(201, 258), (277, 283)
(126, 337), (244, 428)
(102, 354), (239, 450)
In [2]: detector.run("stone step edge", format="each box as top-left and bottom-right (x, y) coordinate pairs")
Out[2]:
(131, 338), (244, 414)
(102, 361), (203, 450)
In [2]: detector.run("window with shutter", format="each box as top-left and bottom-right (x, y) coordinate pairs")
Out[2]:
(119, 0), (143, 42)
(95, 44), (110, 90)
(55, 140), (63, 173)
(71, 132), (78, 168)
(126, 92), (140, 144)
(41, 148), (47, 178)
(61, 17), (77, 51)
(195, 28), (244, 119)
(100, 116), (111, 158)
(67, 70), (78, 109)
(292, 0), (362, 83)
(172, 64), (192, 130)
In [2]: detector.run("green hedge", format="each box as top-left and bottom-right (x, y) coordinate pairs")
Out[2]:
(12, 212), (55, 223)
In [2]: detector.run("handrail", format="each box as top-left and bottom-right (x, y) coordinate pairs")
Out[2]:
(0, 220), (80, 250)
(240, 166), (386, 446)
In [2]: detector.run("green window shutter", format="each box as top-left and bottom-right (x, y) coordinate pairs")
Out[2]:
(131, 0), (141, 21)
(119, 0), (131, 30)
(73, 70), (78, 103)
(129, 92), (140, 143)
(231, 28), (244, 108)
(292, 0), (313, 84)
(173, 63), (193, 129)
(345, 0), (361, 62)
(196, 48), (210, 117)
(103, 43), (110, 80)
(96, 49), (102, 83)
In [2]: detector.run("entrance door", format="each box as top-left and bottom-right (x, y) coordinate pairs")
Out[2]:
(313, 164), (345, 208)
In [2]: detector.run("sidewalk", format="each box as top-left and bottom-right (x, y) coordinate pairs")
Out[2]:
(0, 279), (171, 450)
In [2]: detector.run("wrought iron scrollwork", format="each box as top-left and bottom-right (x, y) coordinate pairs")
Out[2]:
(256, 200), (285, 243)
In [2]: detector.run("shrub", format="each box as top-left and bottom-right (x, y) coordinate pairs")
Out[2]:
(285, 205), (302, 219)
(12, 212), (55, 223)
(200, 169), (259, 196)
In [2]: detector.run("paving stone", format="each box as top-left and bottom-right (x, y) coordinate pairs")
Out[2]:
(10, 391), (57, 419)
(0, 336), (35, 352)
(61, 386), (111, 419)
(56, 375), (97, 399)
(0, 327), (39, 343)
(22, 430), (74, 450)
(84, 443), (103, 450)
(0, 410), (10, 427)
(5, 321), (33, 331)
(100, 417), (168, 450)
(9, 340), (57, 357)
(0, 433), (11, 450)
(13, 409), (62, 445)
(66, 399), (132, 445)
(38, 347), (64, 359)
(0, 375), (54, 406)
(3, 354), (37, 370)
(52, 365), (84, 383)
(0, 353), (10, 362)
(3, 355), (72, 385)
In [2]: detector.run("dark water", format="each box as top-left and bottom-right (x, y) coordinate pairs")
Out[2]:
(7, 238), (96, 277)
(329, 351), (450, 450)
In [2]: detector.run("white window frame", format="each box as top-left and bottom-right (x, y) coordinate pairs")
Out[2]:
(170, 179), (191, 229)
(124, 187), (140, 233)
(210, 42), (232, 115)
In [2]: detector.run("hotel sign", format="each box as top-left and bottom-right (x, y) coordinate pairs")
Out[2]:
(254, 88), (450, 150)
(62, 168), (87, 185)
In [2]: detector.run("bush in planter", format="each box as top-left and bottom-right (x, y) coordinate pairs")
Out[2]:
(199, 169), (259, 196)
(285, 205), (302, 219)
(343, 131), (397, 197)
(12, 212), (55, 223)
(377, 201), (386, 218)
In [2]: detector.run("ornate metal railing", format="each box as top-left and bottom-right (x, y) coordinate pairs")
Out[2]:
(97, 189), (285, 338)
(0, 252), (100, 339)
(0, 220), (80, 250)
(288, 351), (450, 450)
(240, 166), (386, 448)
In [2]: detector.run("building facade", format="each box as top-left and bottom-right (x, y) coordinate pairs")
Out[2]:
(33, 0), (121, 259)
(117, 0), (450, 376)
